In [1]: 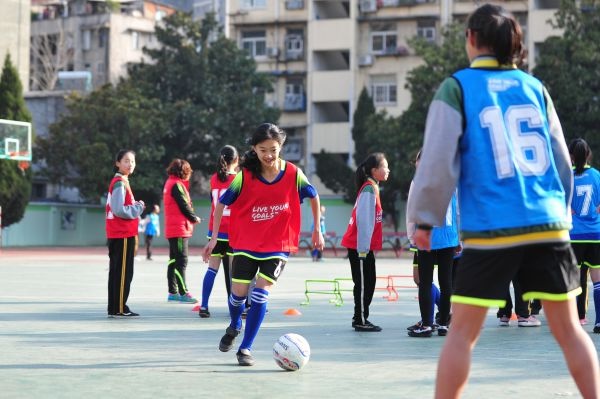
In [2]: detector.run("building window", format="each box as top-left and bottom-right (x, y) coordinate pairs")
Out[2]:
(98, 28), (107, 48)
(82, 30), (91, 51)
(417, 21), (436, 42)
(284, 79), (305, 111)
(370, 75), (397, 106)
(285, 29), (304, 60)
(241, 31), (266, 58)
(131, 31), (140, 50)
(371, 27), (397, 55)
(240, 0), (267, 9)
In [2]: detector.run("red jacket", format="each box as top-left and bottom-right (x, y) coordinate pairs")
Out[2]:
(341, 179), (383, 251)
(208, 173), (235, 240)
(229, 163), (301, 253)
(105, 175), (139, 238)
(163, 176), (195, 238)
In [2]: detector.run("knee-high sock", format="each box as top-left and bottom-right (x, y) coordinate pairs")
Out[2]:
(240, 288), (269, 351)
(593, 281), (600, 325)
(201, 267), (218, 308)
(431, 284), (440, 322)
(228, 293), (246, 330)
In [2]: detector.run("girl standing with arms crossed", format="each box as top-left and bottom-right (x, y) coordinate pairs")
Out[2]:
(408, 4), (598, 397)
(163, 159), (202, 303)
(106, 150), (145, 317)
(203, 123), (324, 366)
(199, 145), (239, 318)
(341, 153), (389, 332)
(569, 138), (600, 333)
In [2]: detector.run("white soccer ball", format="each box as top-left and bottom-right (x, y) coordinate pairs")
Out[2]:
(272, 333), (310, 371)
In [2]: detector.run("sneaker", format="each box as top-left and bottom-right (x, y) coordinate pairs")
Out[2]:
(593, 324), (600, 334)
(236, 349), (255, 366)
(437, 325), (449, 336)
(518, 315), (541, 327)
(407, 321), (423, 331)
(198, 307), (211, 318)
(219, 326), (241, 352)
(498, 316), (510, 327)
(354, 320), (382, 332)
(179, 293), (199, 303)
(408, 325), (432, 337)
(108, 311), (140, 318)
(580, 318), (588, 326)
(168, 293), (181, 302)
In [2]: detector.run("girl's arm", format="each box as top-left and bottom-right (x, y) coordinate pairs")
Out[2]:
(110, 182), (144, 219)
(355, 187), (376, 257)
(309, 195), (325, 251)
(202, 202), (224, 262)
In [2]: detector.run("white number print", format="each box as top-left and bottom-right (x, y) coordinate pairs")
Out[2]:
(211, 189), (231, 216)
(480, 105), (550, 179)
(576, 184), (593, 216)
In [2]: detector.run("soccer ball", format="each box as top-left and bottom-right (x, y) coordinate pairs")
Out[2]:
(272, 333), (310, 371)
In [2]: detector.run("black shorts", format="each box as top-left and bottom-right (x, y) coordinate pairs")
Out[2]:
(211, 240), (233, 257)
(453, 242), (580, 308)
(571, 242), (600, 269)
(231, 255), (286, 284)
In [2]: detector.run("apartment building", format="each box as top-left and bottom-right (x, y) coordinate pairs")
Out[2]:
(0, 0), (30, 91)
(30, 0), (176, 91)
(227, 0), (562, 191)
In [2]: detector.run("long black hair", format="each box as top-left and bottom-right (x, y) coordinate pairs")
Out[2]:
(466, 4), (525, 66)
(216, 145), (239, 182)
(240, 123), (287, 178)
(569, 138), (591, 176)
(355, 152), (386, 192)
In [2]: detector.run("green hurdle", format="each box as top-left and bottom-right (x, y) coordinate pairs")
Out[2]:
(301, 279), (343, 306)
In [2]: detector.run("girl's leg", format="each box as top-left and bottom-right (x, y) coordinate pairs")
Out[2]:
(223, 255), (231, 296)
(416, 250), (436, 326)
(542, 298), (600, 398)
(590, 268), (600, 328)
(430, 284), (440, 323)
(362, 251), (377, 322)
(167, 238), (178, 296)
(576, 265), (589, 320)
(201, 255), (222, 310)
(239, 276), (273, 350)
(435, 303), (488, 399)
(436, 247), (455, 327)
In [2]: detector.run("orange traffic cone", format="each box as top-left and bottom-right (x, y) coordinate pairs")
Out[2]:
(191, 305), (200, 312)
(284, 308), (302, 316)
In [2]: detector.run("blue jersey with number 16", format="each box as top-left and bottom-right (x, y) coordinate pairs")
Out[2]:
(454, 67), (567, 233)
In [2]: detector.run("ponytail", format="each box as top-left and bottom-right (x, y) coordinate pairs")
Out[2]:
(568, 138), (591, 176)
(216, 145), (239, 182)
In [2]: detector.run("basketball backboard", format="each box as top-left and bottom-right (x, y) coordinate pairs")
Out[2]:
(0, 119), (32, 161)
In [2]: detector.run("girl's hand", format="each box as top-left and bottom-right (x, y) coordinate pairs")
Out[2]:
(414, 228), (432, 251)
(312, 230), (325, 252)
(202, 239), (217, 263)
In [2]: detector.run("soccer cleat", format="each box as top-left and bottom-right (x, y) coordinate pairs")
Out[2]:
(179, 293), (199, 303)
(353, 320), (382, 332)
(236, 349), (255, 366)
(593, 324), (600, 334)
(518, 315), (541, 327)
(498, 316), (510, 326)
(198, 307), (211, 318)
(408, 325), (432, 337)
(407, 321), (423, 331)
(167, 293), (181, 302)
(437, 325), (448, 336)
(108, 311), (140, 318)
(219, 326), (241, 352)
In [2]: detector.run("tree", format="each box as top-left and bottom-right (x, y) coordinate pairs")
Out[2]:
(0, 53), (33, 228)
(37, 12), (279, 203)
(30, 26), (73, 91)
(128, 12), (279, 175)
(37, 83), (168, 204)
(533, 0), (600, 154)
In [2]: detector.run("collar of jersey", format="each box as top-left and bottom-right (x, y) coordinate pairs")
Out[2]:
(258, 159), (286, 185)
(470, 56), (516, 69)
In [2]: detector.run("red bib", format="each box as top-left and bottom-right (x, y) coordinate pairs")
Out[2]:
(341, 179), (383, 251)
(229, 162), (301, 253)
(105, 175), (138, 238)
(208, 173), (235, 239)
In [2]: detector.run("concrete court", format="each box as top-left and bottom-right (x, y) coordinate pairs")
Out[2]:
(0, 247), (598, 399)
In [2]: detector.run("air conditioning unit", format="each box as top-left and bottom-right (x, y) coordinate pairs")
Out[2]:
(359, 0), (377, 13)
(358, 54), (374, 66)
(267, 47), (280, 58)
(285, 0), (304, 10)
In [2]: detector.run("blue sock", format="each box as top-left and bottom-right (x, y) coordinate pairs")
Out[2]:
(430, 284), (440, 322)
(594, 282), (600, 325)
(240, 288), (269, 351)
(201, 267), (218, 308)
(228, 293), (246, 330)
